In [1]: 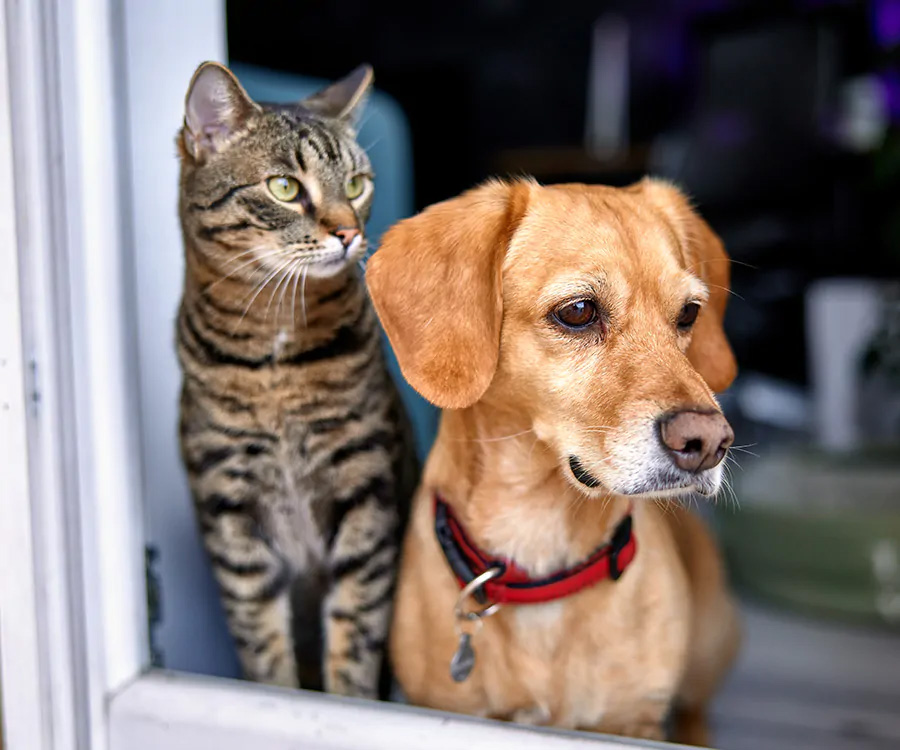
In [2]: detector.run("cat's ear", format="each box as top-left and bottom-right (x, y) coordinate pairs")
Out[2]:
(182, 62), (260, 161)
(301, 64), (373, 126)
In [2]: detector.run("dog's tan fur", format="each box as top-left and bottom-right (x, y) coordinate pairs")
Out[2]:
(367, 179), (740, 743)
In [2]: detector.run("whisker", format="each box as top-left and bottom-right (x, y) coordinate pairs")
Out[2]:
(282, 261), (304, 324)
(356, 111), (374, 131)
(720, 464), (740, 512)
(205, 247), (290, 292)
(217, 244), (274, 269)
(290, 257), (304, 326)
(527, 434), (553, 464)
(264, 265), (291, 323)
(653, 497), (680, 518)
(300, 265), (309, 328)
(688, 257), (759, 271)
(705, 282), (746, 302)
(232, 258), (293, 334)
(266, 258), (300, 323)
(566, 488), (589, 513)
(451, 428), (536, 444)
(362, 136), (382, 153)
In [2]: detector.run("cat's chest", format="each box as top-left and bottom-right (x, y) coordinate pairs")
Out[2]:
(256, 427), (330, 568)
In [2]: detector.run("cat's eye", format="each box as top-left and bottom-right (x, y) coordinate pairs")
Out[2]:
(267, 176), (301, 202)
(345, 174), (368, 201)
(677, 302), (701, 331)
(553, 299), (599, 330)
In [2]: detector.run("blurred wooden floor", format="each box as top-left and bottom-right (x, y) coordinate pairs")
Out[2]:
(710, 602), (900, 750)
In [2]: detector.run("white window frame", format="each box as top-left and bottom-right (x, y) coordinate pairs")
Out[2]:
(0, 2), (659, 749)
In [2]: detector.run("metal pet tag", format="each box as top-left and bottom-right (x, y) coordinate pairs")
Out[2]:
(450, 632), (476, 682)
(449, 567), (503, 683)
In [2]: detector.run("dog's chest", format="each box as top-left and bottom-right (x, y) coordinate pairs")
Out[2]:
(478, 564), (690, 731)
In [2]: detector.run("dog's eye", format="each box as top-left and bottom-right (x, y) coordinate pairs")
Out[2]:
(677, 302), (701, 330)
(554, 300), (598, 329)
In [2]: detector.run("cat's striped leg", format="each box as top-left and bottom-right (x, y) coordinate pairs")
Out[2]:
(189, 447), (299, 688)
(198, 497), (299, 687)
(323, 491), (398, 698)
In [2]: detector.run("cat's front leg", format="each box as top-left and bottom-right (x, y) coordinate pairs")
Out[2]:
(198, 503), (300, 688)
(191, 473), (299, 688)
(323, 492), (399, 699)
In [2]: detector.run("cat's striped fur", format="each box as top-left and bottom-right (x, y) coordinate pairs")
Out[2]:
(176, 62), (415, 698)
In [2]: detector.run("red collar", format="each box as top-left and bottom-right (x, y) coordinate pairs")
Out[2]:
(434, 495), (637, 606)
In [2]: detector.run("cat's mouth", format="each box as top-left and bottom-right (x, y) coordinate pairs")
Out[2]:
(301, 235), (365, 278)
(342, 233), (365, 261)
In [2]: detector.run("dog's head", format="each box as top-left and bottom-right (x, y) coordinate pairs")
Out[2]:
(367, 179), (737, 498)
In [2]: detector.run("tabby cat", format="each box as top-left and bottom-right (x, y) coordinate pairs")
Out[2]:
(176, 61), (415, 698)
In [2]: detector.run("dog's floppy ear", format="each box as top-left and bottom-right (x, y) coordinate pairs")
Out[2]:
(642, 179), (737, 392)
(684, 216), (737, 392)
(366, 180), (531, 409)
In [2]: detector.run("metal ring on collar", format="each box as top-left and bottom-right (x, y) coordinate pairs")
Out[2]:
(454, 566), (503, 622)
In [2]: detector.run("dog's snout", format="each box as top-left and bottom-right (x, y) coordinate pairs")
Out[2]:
(658, 410), (734, 473)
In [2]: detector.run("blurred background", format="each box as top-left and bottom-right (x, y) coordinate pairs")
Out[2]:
(142, 1), (900, 748)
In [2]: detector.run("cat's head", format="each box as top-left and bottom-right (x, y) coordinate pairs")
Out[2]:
(178, 62), (374, 280)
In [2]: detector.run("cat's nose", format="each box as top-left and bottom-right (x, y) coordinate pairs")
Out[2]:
(333, 226), (360, 248)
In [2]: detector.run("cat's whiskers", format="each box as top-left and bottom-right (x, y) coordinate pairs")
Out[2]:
(299, 265), (309, 328)
(289, 258), (304, 327)
(233, 257), (295, 334)
(356, 110), (375, 132)
(208, 243), (330, 311)
(218, 244), (274, 269)
(361, 136), (382, 154)
(266, 256), (303, 323)
(283, 259), (309, 323)
(205, 246), (292, 292)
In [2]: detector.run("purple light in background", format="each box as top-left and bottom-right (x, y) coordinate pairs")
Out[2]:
(799, 0), (851, 7)
(702, 111), (751, 148)
(689, 0), (733, 12)
(880, 69), (900, 121)
(874, 0), (900, 48)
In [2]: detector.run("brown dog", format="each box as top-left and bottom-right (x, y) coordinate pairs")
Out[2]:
(366, 178), (740, 744)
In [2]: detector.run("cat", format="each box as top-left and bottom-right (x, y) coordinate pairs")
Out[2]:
(175, 61), (415, 698)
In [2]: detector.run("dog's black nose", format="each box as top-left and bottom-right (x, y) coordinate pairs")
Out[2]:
(658, 410), (733, 473)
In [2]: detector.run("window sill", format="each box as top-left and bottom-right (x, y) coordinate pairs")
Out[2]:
(109, 671), (661, 750)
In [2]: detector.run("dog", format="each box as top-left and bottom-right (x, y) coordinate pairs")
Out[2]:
(366, 178), (740, 744)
